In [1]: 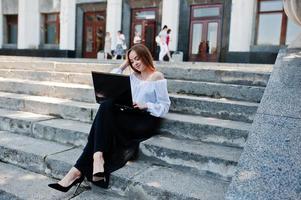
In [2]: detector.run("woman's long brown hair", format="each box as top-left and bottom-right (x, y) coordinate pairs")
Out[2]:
(126, 44), (156, 73)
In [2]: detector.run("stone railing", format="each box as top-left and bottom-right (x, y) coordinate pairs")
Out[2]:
(225, 1), (301, 199)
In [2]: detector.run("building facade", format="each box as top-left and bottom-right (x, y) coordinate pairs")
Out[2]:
(0, 0), (299, 63)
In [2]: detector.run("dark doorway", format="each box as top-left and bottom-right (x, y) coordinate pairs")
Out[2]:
(189, 4), (222, 62)
(83, 11), (106, 58)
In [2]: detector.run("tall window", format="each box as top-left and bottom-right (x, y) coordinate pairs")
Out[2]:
(6, 15), (18, 44)
(44, 13), (60, 44)
(256, 0), (301, 45)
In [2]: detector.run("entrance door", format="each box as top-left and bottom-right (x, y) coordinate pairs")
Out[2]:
(131, 8), (157, 56)
(189, 5), (222, 62)
(83, 11), (106, 58)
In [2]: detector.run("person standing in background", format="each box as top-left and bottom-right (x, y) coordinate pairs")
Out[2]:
(104, 32), (112, 60)
(133, 31), (142, 45)
(158, 25), (168, 61)
(114, 31), (126, 60)
(166, 29), (173, 62)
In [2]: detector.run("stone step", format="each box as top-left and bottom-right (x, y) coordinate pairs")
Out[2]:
(0, 91), (98, 123)
(0, 77), (265, 103)
(72, 190), (126, 200)
(0, 91), (257, 123)
(0, 77), (95, 103)
(0, 131), (229, 200)
(111, 161), (229, 200)
(0, 108), (90, 146)
(0, 78), (264, 103)
(140, 136), (241, 179)
(0, 162), (83, 200)
(0, 69), (93, 85)
(168, 79), (265, 102)
(0, 108), (242, 178)
(163, 113), (250, 148)
(170, 94), (258, 122)
(0, 60), (115, 73)
(0, 61), (272, 86)
(160, 66), (271, 86)
(0, 107), (249, 148)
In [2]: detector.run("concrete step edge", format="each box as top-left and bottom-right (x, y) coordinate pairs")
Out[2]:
(0, 131), (228, 200)
(0, 108), (250, 148)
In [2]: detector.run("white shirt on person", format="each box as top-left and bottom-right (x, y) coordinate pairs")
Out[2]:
(159, 30), (167, 44)
(111, 68), (170, 117)
(116, 34), (125, 45)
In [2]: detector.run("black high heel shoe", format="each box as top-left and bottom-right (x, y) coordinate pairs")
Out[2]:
(93, 172), (105, 181)
(48, 176), (84, 193)
(92, 172), (110, 189)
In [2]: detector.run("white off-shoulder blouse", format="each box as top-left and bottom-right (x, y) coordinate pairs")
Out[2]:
(111, 68), (171, 117)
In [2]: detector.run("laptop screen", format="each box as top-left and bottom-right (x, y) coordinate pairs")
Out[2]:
(91, 71), (133, 107)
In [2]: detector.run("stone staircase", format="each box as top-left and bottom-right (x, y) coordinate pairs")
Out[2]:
(0, 57), (272, 199)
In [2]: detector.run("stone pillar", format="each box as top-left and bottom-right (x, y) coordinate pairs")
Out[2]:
(18, 0), (40, 49)
(283, 0), (301, 48)
(106, 0), (122, 50)
(60, 0), (76, 50)
(161, 0), (180, 51)
(228, 0), (256, 51)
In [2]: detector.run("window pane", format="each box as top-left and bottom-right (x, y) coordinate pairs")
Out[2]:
(286, 19), (301, 44)
(47, 14), (57, 22)
(46, 24), (57, 44)
(193, 7), (219, 18)
(207, 22), (218, 54)
(85, 26), (93, 52)
(134, 24), (142, 36)
(86, 15), (94, 22)
(257, 13), (282, 45)
(135, 11), (155, 20)
(8, 24), (18, 44)
(191, 23), (202, 54)
(260, 0), (283, 12)
(145, 25), (155, 51)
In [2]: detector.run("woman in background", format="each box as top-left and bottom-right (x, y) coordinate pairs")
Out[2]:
(114, 30), (126, 59)
(166, 29), (173, 62)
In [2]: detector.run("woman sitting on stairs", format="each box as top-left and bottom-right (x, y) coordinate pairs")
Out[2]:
(48, 44), (170, 192)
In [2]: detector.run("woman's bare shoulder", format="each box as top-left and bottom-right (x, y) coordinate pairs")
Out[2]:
(150, 71), (165, 81)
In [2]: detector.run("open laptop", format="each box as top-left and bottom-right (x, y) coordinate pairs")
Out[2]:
(91, 71), (148, 114)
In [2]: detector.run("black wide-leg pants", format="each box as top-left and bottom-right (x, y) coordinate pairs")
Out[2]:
(74, 100), (161, 182)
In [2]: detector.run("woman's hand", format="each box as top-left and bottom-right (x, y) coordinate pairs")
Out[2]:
(120, 59), (129, 71)
(133, 102), (147, 110)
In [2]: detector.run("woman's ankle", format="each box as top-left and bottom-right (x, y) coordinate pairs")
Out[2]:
(69, 167), (82, 178)
(93, 152), (104, 162)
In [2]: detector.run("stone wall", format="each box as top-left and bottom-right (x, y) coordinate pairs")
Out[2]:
(225, 47), (301, 199)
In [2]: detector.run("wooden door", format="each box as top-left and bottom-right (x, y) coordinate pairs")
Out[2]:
(131, 8), (157, 56)
(189, 4), (222, 62)
(83, 11), (106, 58)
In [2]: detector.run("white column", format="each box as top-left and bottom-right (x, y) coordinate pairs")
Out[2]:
(18, 0), (40, 49)
(229, 0), (256, 51)
(0, 1), (3, 48)
(60, 0), (76, 50)
(161, 0), (180, 51)
(106, 0), (122, 50)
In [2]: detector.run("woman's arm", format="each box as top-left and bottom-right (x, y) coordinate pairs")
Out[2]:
(145, 80), (170, 117)
(110, 60), (129, 74)
(134, 72), (170, 117)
